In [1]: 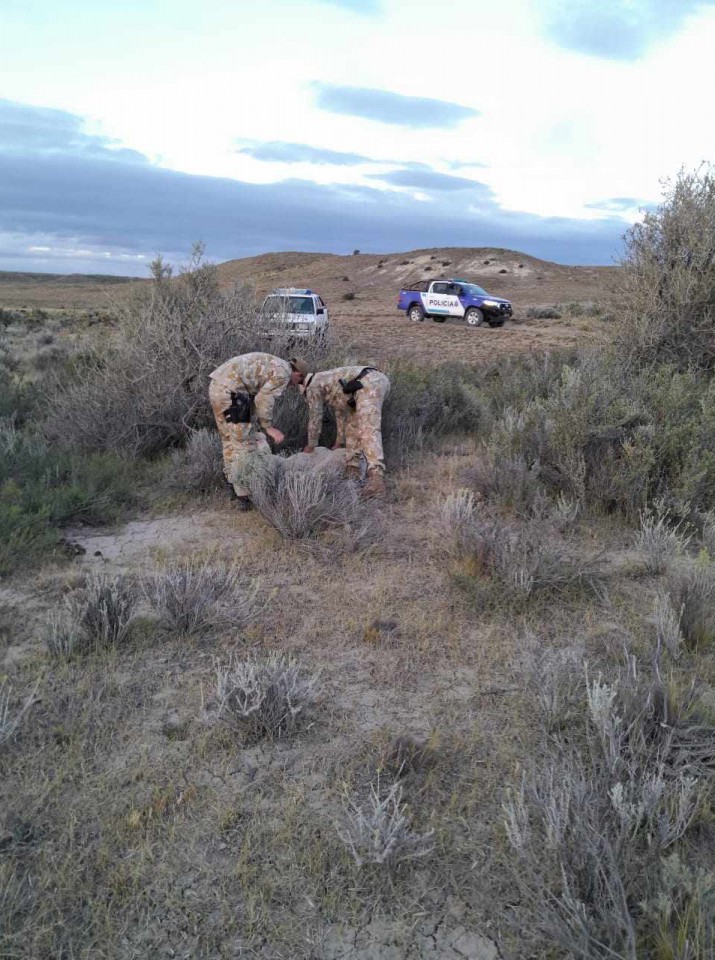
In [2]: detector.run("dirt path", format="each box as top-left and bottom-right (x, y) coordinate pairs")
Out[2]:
(331, 304), (601, 366)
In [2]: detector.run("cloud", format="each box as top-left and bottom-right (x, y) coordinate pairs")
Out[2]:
(586, 197), (649, 212)
(447, 159), (488, 170)
(316, 0), (382, 12)
(0, 101), (626, 275)
(313, 83), (479, 128)
(0, 98), (147, 164)
(544, 0), (715, 59)
(235, 140), (375, 166)
(367, 168), (491, 193)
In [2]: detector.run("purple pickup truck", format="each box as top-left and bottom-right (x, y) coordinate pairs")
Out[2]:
(397, 278), (512, 328)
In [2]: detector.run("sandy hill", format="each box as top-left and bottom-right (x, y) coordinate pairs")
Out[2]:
(217, 247), (617, 365)
(216, 246), (616, 308)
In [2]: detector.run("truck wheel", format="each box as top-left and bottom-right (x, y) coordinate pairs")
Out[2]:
(465, 308), (485, 327)
(408, 304), (425, 322)
(488, 318), (505, 328)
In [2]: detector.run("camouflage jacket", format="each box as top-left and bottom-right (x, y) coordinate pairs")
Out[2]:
(305, 366), (376, 447)
(209, 353), (292, 428)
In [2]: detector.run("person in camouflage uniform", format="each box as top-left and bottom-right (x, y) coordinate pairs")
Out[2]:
(302, 366), (390, 498)
(209, 353), (308, 507)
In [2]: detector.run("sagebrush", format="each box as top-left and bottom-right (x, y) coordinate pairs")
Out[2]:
(210, 651), (320, 739)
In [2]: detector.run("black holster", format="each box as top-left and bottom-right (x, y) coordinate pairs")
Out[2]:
(339, 367), (376, 410)
(223, 391), (251, 424)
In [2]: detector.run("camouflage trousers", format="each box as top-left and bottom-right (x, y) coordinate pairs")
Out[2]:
(209, 380), (270, 497)
(345, 371), (390, 476)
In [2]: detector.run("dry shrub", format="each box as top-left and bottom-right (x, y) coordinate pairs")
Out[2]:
(702, 511), (715, 557)
(381, 362), (488, 468)
(238, 454), (364, 540)
(45, 246), (331, 457)
(439, 488), (477, 537)
(467, 452), (547, 518)
(442, 501), (602, 600)
(652, 592), (685, 660)
(616, 165), (715, 372)
(337, 778), (434, 868)
(504, 664), (715, 959)
(210, 651), (320, 740)
(166, 428), (223, 493)
(479, 351), (715, 521)
(144, 558), (257, 637)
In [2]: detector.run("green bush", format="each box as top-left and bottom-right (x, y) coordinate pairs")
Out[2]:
(381, 362), (489, 467)
(526, 305), (561, 320)
(0, 420), (149, 575)
(473, 352), (715, 521)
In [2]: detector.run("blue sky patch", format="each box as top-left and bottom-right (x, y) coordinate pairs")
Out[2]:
(545, 0), (715, 59)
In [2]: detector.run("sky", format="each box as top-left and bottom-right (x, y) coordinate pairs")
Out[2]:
(2, 0), (715, 275)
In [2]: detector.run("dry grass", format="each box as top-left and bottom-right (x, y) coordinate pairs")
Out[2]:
(2, 441), (713, 958)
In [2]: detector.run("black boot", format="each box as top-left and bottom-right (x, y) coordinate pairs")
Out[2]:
(225, 482), (253, 510)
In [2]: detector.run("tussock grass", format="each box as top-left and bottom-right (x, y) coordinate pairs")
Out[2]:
(635, 508), (691, 574)
(45, 572), (138, 657)
(665, 564), (715, 652)
(238, 453), (364, 540)
(144, 558), (257, 637)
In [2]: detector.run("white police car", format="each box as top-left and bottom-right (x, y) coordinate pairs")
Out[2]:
(260, 288), (329, 342)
